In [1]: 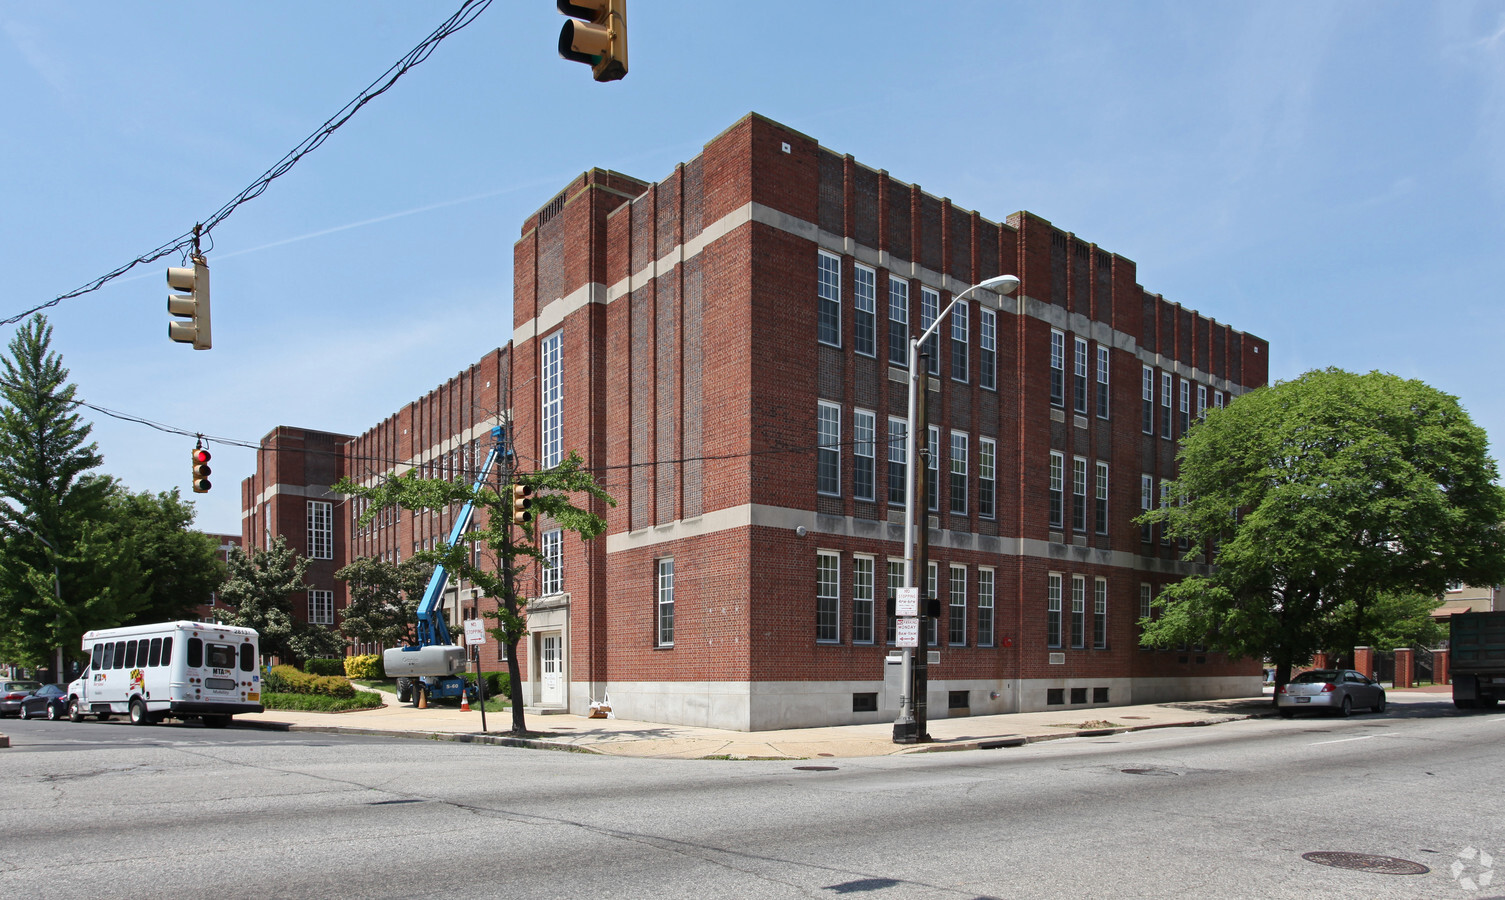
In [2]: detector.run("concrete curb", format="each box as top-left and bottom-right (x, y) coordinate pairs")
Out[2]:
(902, 709), (1276, 755)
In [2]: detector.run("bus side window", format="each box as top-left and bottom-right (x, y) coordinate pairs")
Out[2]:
(240, 642), (255, 672)
(92, 644), (105, 669)
(102, 642), (115, 669)
(124, 640), (137, 668)
(162, 637), (172, 666)
(187, 637), (202, 669)
(113, 641), (127, 669)
(148, 638), (162, 668)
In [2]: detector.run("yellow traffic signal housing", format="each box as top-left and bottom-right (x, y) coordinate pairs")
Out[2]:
(167, 256), (212, 350)
(511, 482), (534, 525)
(191, 447), (212, 493)
(558, 0), (627, 82)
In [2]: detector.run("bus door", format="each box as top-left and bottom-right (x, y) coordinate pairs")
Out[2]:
(189, 637), (243, 702)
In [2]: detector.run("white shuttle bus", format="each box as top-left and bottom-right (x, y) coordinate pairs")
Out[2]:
(67, 621), (263, 727)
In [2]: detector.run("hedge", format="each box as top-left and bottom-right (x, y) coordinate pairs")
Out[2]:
(462, 670), (509, 698)
(304, 658), (346, 677)
(264, 664), (356, 699)
(262, 689), (385, 712)
(344, 654), (385, 680)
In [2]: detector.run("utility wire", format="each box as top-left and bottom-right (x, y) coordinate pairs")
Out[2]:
(1, 0), (494, 328)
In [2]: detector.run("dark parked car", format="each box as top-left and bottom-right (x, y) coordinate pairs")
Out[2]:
(1277, 669), (1387, 717)
(0, 680), (42, 717)
(19, 683), (69, 720)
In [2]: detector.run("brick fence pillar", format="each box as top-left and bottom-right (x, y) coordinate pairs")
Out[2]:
(1394, 648), (1413, 688)
(1436, 649), (1450, 686)
(1353, 646), (1374, 680)
(1313, 652), (1330, 669)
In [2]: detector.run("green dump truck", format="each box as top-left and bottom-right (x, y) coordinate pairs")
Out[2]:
(1451, 610), (1505, 709)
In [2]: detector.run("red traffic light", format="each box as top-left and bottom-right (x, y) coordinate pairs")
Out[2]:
(192, 447), (212, 494)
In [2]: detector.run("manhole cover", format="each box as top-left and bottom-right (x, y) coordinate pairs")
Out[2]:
(793, 765), (839, 772)
(1302, 852), (1429, 875)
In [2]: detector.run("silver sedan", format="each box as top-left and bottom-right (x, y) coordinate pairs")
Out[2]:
(1277, 668), (1387, 717)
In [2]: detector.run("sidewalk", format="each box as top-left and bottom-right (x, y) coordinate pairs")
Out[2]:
(236, 690), (1303, 760)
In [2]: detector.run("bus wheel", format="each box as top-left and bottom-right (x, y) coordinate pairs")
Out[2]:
(68, 698), (84, 723)
(129, 698), (151, 726)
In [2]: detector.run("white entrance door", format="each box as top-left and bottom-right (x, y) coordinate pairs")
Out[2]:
(540, 633), (563, 706)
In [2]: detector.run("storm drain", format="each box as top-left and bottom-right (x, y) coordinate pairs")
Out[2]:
(793, 765), (839, 772)
(1302, 852), (1429, 875)
(1120, 767), (1177, 777)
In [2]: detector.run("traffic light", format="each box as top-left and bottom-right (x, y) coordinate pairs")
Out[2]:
(191, 446), (212, 494)
(511, 483), (534, 525)
(167, 255), (212, 350)
(557, 0), (627, 82)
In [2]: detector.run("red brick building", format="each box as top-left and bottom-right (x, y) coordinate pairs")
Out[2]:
(243, 112), (1268, 730)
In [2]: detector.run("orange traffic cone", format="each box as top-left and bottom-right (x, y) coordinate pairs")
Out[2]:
(460, 691), (471, 712)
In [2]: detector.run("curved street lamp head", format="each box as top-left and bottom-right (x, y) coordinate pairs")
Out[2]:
(978, 274), (1020, 295)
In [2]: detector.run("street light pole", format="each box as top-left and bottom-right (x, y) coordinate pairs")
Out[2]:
(894, 273), (1018, 744)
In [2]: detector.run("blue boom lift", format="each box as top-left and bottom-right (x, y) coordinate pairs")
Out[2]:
(385, 426), (505, 706)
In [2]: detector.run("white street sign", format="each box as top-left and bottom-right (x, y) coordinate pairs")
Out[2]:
(896, 586), (919, 617)
(463, 618), (487, 645)
(897, 617), (919, 648)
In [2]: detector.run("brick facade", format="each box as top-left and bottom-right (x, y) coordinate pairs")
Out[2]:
(243, 112), (1269, 729)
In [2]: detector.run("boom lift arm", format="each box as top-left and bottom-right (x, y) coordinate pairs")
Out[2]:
(384, 425), (506, 705)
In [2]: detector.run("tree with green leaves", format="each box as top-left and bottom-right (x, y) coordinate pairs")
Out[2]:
(1139, 368), (1505, 693)
(218, 535), (341, 665)
(335, 555), (431, 648)
(0, 315), (143, 673)
(335, 450), (613, 736)
(107, 486), (226, 625)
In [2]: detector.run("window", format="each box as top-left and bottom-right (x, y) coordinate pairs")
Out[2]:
(1072, 457), (1088, 532)
(926, 426), (940, 512)
(1214, 390), (1225, 410)
(818, 250), (841, 346)
(541, 331), (564, 468)
(1197, 384), (1207, 420)
(978, 438), (996, 520)
(1096, 345), (1110, 419)
(853, 409), (876, 502)
(817, 401), (841, 496)
(951, 300), (969, 382)
(1094, 578), (1108, 649)
(979, 308), (997, 390)
(1071, 575), (1086, 649)
(1140, 474), (1154, 543)
(920, 287), (941, 374)
(817, 551), (840, 643)
(307, 501), (333, 560)
(1073, 337), (1088, 413)
(888, 277), (909, 365)
(656, 559), (675, 647)
(1160, 481), (1171, 546)
(949, 431), (968, 515)
(888, 417), (907, 505)
(927, 562), (939, 646)
(1049, 452), (1064, 529)
(853, 556), (875, 644)
(1140, 583), (1153, 623)
(1095, 461), (1109, 535)
(1141, 366), (1155, 434)
(1050, 330), (1066, 406)
(1047, 573), (1063, 648)
(977, 567), (995, 647)
(1160, 371), (1173, 439)
(1178, 379), (1191, 434)
(541, 529), (563, 595)
(949, 564), (967, 646)
(854, 263), (877, 357)
(887, 560), (903, 644)
(309, 590), (334, 626)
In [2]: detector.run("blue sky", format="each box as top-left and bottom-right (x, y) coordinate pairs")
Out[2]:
(3, 2), (1504, 535)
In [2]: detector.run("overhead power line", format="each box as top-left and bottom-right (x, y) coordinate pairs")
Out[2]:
(2, 0), (495, 328)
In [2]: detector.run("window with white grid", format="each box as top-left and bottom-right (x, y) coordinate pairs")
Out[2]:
(541, 331), (563, 468)
(308, 590), (334, 625)
(307, 501), (333, 560)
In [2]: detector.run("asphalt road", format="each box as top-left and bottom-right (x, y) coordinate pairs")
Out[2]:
(2, 698), (1501, 900)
